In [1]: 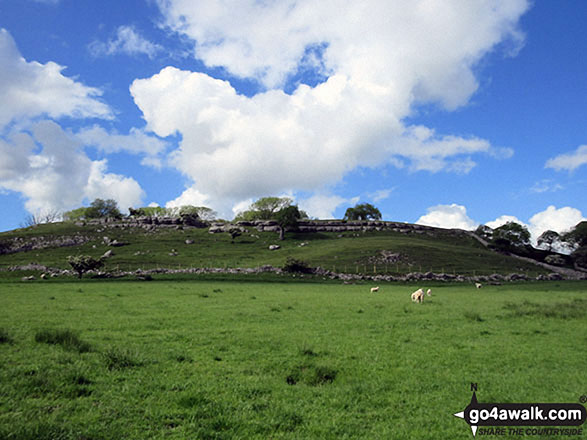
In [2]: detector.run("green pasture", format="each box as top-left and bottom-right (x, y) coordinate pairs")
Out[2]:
(0, 222), (549, 277)
(0, 280), (585, 439)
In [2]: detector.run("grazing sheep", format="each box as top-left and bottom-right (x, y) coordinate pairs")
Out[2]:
(426, 288), (432, 296)
(370, 286), (380, 293)
(411, 288), (424, 303)
(475, 283), (482, 289)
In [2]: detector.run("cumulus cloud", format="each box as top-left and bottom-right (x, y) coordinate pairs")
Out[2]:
(0, 121), (144, 215)
(134, 1), (528, 210)
(416, 204), (478, 230)
(0, 28), (112, 130)
(545, 145), (587, 172)
(89, 25), (163, 59)
(528, 206), (585, 241)
(76, 125), (169, 168)
(165, 187), (210, 209)
(298, 194), (358, 219)
(485, 215), (527, 230)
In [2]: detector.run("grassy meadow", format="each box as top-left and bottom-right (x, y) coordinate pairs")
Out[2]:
(0, 222), (550, 278)
(1, 279), (585, 439)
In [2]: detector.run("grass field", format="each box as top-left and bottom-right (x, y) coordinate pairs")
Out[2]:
(0, 222), (551, 278)
(0, 279), (585, 439)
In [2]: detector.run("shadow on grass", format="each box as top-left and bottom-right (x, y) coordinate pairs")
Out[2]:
(503, 298), (586, 319)
(34, 328), (91, 353)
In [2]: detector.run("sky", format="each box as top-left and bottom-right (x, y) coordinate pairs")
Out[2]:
(0, 0), (585, 243)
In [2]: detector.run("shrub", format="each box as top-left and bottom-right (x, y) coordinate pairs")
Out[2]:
(282, 257), (314, 274)
(67, 255), (104, 279)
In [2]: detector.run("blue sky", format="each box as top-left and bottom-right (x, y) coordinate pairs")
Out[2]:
(0, 0), (585, 241)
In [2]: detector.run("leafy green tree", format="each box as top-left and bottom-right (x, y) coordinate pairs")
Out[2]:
(235, 197), (293, 221)
(67, 255), (104, 279)
(537, 230), (561, 252)
(63, 207), (90, 222)
(85, 199), (122, 219)
(562, 221), (587, 268)
(226, 226), (243, 243)
(343, 203), (382, 221)
(491, 222), (531, 250)
(275, 205), (302, 240)
(561, 221), (587, 248)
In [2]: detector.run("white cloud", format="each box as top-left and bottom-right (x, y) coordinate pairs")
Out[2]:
(529, 179), (564, 194)
(416, 204), (478, 230)
(136, 1), (528, 207)
(165, 187), (210, 209)
(485, 215), (527, 230)
(76, 125), (168, 169)
(0, 121), (144, 216)
(89, 26), (163, 59)
(298, 194), (357, 219)
(0, 28), (112, 130)
(84, 160), (145, 211)
(528, 206), (585, 243)
(369, 188), (394, 203)
(545, 145), (587, 172)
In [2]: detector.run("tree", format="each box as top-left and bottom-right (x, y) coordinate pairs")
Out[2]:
(537, 230), (561, 252)
(235, 197), (293, 221)
(562, 221), (587, 268)
(226, 226), (243, 243)
(343, 203), (382, 221)
(491, 222), (531, 250)
(21, 210), (61, 227)
(63, 207), (89, 222)
(275, 205), (302, 240)
(85, 199), (122, 219)
(67, 255), (104, 279)
(474, 225), (493, 241)
(561, 221), (587, 248)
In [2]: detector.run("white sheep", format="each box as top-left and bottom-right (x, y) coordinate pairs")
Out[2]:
(411, 288), (424, 303)
(475, 283), (482, 289)
(370, 286), (380, 293)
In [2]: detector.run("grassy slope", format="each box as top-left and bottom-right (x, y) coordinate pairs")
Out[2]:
(0, 281), (585, 439)
(0, 222), (548, 277)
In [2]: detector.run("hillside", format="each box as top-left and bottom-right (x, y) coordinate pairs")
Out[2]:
(0, 218), (576, 281)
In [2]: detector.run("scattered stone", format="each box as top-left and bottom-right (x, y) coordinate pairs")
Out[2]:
(101, 250), (113, 259)
(269, 245), (280, 251)
(185, 239), (194, 245)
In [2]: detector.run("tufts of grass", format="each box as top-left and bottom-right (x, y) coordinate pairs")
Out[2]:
(463, 311), (484, 322)
(286, 364), (338, 386)
(0, 327), (13, 344)
(34, 328), (91, 353)
(300, 345), (318, 357)
(103, 347), (143, 370)
(503, 298), (586, 319)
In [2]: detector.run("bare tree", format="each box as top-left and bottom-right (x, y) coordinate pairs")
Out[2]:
(21, 210), (61, 227)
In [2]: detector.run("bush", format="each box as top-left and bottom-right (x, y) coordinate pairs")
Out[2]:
(282, 257), (314, 274)
(67, 255), (104, 279)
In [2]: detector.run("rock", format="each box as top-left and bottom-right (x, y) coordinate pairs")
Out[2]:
(269, 245), (281, 251)
(544, 254), (566, 266)
(102, 250), (113, 259)
(185, 239), (195, 245)
(21, 276), (35, 281)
